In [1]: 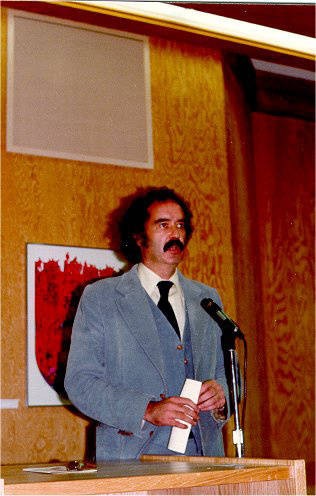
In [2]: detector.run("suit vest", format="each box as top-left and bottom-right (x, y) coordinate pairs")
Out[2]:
(146, 295), (202, 452)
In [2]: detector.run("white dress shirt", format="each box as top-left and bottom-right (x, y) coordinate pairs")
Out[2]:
(137, 263), (185, 339)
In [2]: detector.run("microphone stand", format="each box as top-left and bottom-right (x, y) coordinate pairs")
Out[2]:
(222, 327), (244, 458)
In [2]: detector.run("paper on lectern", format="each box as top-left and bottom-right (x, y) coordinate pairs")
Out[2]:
(168, 378), (202, 454)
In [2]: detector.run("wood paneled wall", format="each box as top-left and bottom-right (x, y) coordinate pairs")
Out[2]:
(252, 113), (315, 486)
(224, 64), (315, 491)
(1, 8), (236, 463)
(223, 63), (269, 458)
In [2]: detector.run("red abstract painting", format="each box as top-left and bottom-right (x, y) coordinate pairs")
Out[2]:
(28, 245), (124, 404)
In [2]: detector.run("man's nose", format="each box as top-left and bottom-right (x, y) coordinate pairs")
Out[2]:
(170, 225), (181, 237)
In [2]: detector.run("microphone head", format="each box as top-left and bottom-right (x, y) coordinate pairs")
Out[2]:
(200, 298), (214, 311)
(201, 297), (244, 338)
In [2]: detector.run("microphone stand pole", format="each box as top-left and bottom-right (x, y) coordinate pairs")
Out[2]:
(223, 327), (244, 458)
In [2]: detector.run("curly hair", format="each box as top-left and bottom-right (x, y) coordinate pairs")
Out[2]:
(119, 187), (193, 264)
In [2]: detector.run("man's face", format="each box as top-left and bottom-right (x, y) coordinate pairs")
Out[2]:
(137, 200), (187, 278)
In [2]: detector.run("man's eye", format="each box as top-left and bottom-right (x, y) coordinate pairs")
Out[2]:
(159, 222), (168, 228)
(177, 223), (185, 229)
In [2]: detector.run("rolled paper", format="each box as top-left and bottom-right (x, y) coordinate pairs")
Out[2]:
(168, 378), (202, 454)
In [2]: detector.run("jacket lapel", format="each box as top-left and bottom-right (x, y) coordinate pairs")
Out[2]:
(115, 266), (166, 384)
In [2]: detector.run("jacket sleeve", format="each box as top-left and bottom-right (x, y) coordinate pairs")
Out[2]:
(64, 284), (154, 437)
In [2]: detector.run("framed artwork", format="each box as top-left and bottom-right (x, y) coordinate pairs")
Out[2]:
(27, 243), (125, 406)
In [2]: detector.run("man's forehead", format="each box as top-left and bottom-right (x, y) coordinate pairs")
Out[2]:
(148, 200), (185, 219)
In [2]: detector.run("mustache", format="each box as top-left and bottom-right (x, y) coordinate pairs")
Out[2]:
(163, 239), (185, 252)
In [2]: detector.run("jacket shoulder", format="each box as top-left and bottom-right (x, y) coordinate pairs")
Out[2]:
(79, 271), (127, 310)
(81, 265), (138, 300)
(83, 272), (120, 294)
(179, 273), (222, 306)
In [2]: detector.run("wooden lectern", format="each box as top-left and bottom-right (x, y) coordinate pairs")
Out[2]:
(1, 455), (306, 495)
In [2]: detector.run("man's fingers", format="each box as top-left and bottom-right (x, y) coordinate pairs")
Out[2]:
(198, 397), (225, 411)
(198, 388), (216, 404)
(174, 396), (199, 412)
(144, 396), (199, 427)
(197, 380), (226, 412)
(145, 383), (226, 425)
(198, 394), (226, 410)
(173, 419), (189, 429)
(167, 405), (199, 426)
(175, 407), (199, 425)
(170, 397), (199, 423)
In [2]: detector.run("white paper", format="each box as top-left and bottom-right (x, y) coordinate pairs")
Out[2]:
(168, 378), (202, 454)
(23, 466), (97, 474)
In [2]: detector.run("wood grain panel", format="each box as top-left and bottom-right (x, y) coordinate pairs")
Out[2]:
(252, 113), (315, 486)
(223, 63), (269, 459)
(1, 7), (235, 464)
(149, 38), (235, 303)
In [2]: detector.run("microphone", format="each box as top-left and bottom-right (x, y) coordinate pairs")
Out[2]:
(201, 298), (244, 338)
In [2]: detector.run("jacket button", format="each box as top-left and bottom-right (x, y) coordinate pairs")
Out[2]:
(177, 345), (183, 350)
(149, 431), (154, 437)
(184, 358), (188, 365)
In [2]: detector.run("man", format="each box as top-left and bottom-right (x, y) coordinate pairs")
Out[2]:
(65, 187), (230, 460)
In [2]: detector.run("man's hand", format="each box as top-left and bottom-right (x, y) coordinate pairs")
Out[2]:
(144, 396), (199, 429)
(198, 380), (226, 412)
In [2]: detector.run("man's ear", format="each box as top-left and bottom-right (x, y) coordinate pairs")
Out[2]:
(133, 233), (146, 248)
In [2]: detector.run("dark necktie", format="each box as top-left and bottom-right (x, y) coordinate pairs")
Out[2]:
(157, 281), (180, 339)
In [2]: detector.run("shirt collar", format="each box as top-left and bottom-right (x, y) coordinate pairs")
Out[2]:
(137, 263), (182, 298)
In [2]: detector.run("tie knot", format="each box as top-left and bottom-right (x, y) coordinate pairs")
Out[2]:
(157, 281), (173, 299)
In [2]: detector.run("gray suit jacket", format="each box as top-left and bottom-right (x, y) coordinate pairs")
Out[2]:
(64, 265), (230, 460)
